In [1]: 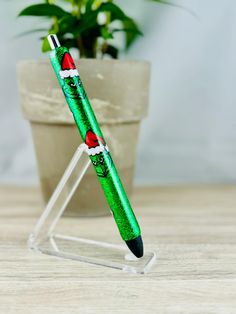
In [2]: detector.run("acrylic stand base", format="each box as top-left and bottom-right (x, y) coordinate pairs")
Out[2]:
(28, 144), (156, 274)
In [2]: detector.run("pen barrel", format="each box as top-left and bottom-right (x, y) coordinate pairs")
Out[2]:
(49, 47), (141, 241)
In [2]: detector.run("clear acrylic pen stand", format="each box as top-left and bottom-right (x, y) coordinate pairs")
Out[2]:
(28, 144), (156, 274)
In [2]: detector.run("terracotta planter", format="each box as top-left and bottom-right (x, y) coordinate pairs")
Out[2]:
(17, 59), (150, 216)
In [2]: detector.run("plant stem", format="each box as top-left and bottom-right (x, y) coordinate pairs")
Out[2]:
(77, 1), (81, 19)
(71, 0), (77, 16)
(77, 36), (85, 57)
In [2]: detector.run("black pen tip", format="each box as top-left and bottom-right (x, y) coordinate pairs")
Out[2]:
(125, 235), (144, 258)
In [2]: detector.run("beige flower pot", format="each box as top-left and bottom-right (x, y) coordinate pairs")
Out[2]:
(17, 59), (150, 216)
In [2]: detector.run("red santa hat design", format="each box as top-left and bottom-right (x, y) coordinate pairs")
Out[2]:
(85, 130), (109, 156)
(59, 52), (79, 79)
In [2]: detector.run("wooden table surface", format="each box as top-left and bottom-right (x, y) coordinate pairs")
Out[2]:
(0, 185), (236, 313)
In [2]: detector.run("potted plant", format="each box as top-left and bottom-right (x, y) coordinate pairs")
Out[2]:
(17, 0), (162, 216)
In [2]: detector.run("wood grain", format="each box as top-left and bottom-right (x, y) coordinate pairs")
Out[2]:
(0, 185), (236, 313)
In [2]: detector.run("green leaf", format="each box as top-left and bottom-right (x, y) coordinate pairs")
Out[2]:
(100, 26), (113, 40)
(122, 19), (143, 49)
(147, 0), (198, 18)
(41, 36), (51, 52)
(73, 11), (98, 36)
(14, 28), (48, 39)
(73, 2), (132, 37)
(97, 3), (129, 22)
(86, 0), (94, 13)
(60, 37), (78, 49)
(18, 4), (69, 18)
(58, 15), (78, 34)
(102, 44), (118, 59)
(147, 0), (166, 3)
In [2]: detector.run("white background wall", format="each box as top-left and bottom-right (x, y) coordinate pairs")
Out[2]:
(0, 0), (236, 185)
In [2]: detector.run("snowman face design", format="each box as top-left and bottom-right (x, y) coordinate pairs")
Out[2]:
(90, 150), (112, 178)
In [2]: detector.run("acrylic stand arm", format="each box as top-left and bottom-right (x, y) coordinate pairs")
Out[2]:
(28, 144), (156, 274)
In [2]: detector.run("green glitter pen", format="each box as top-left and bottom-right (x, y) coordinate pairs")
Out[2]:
(48, 35), (143, 258)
